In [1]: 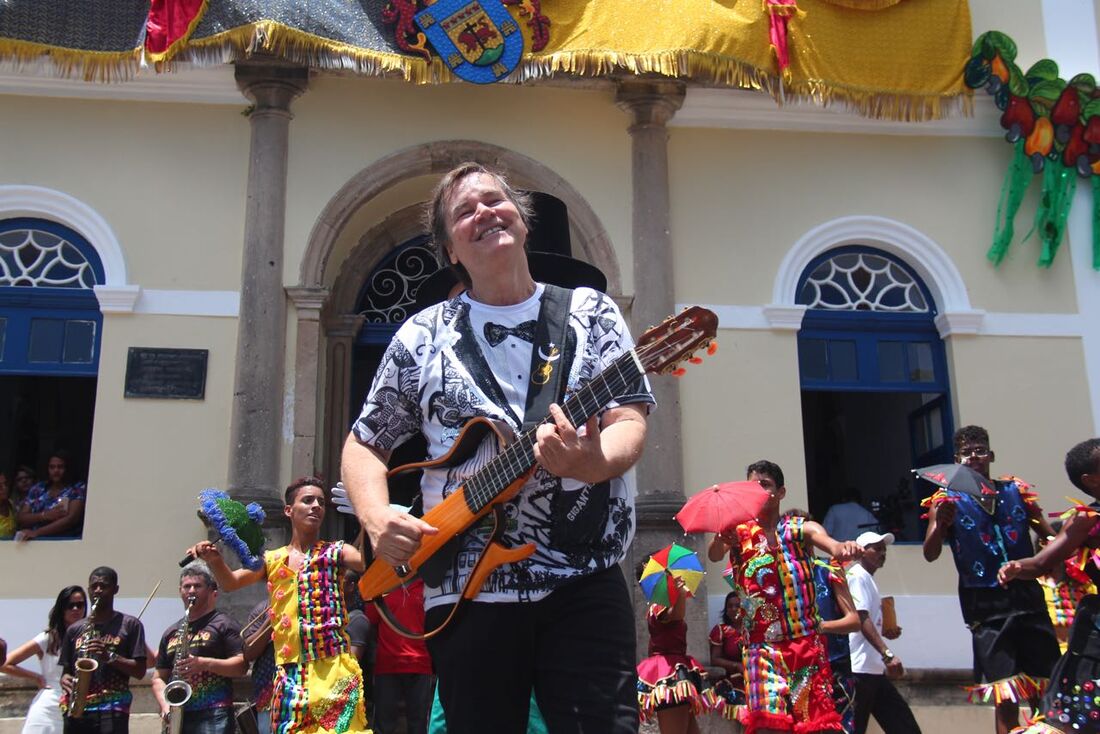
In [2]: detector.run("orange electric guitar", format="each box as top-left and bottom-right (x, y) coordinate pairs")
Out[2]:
(359, 306), (718, 634)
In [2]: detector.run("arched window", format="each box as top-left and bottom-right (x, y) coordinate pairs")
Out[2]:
(0, 218), (103, 536)
(796, 246), (953, 543)
(0, 218), (104, 375)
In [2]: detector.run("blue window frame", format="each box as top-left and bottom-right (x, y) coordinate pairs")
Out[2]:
(796, 247), (949, 395)
(0, 218), (104, 376)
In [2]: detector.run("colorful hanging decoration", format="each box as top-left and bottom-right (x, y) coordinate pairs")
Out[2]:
(414, 0), (526, 84)
(145, 0), (209, 64)
(385, 0), (549, 64)
(965, 31), (1100, 269)
(765, 0), (799, 76)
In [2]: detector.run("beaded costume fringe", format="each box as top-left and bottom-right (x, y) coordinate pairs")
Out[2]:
(965, 673), (1046, 706)
(637, 674), (720, 722)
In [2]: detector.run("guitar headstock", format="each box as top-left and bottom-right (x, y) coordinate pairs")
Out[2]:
(635, 306), (719, 376)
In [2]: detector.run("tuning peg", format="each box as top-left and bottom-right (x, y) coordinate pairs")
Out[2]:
(707, 341), (718, 355)
(689, 357), (703, 365)
(672, 367), (687, 377)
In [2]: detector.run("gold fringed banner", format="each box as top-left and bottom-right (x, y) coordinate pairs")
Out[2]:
(0, 37), (141, 83)
(0, 0), (973, 121)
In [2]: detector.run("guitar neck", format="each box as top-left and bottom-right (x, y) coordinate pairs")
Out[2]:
(463, 349), (645, 514)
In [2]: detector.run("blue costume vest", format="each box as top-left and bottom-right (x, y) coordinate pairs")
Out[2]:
(812, 561), (850, 664)
(946, 479), (1035, 588)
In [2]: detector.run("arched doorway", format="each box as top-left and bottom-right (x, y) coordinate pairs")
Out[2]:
(796, 246), (953, 542)
(0, 217), (104, 527)
(347, 235), (441, 518)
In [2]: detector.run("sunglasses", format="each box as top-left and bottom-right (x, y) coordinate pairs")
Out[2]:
(957, 448), (991, 458)
(65, 602), (86, 611)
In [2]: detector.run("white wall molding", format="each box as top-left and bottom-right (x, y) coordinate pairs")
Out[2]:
(0, 185), (129, 287)
(94, 285), (142, 313)
(934, 310), (986, 338)
(0, 63), (245, 105)
(135, 289), (240, 317)
(672, 87), (1001, 138)
(682, 302), (1082, 339)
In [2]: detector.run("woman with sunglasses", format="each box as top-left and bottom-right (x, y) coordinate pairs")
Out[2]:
(0, 586), (88, 733)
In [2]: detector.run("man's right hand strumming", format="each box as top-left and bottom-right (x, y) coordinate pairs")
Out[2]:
(366, 505), (437, 568)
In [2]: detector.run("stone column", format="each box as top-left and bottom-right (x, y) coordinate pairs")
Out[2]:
(323, 314), (365, 491)
(616, 80), (714, 664)
(227, 62), (309, 521)
(615, 80), (686, 513)
(286, 287), (329, 480)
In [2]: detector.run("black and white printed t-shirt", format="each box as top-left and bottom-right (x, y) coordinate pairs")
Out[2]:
(353, 284), (654, 609)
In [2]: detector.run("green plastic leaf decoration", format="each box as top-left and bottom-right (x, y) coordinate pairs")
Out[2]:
(1070, 73), (1097, 95)
(1008, 66), (1029, 97)
(1083, 99), (1100, 120)
(977, 31), (1016, 62)
(1025, 59), (1060, 84)
(989, 141), (1034, 266)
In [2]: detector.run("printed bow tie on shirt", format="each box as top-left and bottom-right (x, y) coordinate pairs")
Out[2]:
(484, 320), (537, 346)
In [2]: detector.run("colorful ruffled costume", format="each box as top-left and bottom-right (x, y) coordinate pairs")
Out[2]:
(734, 516), (842, 734)
(921, 477), (1055, 707)
(636, 605), (718, 721)
(1014, 502), (1100, 734)
(265, 540), (369, 734)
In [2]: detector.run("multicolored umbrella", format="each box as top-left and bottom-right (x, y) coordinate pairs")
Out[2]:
(675, 481), (771, 534)
(639, 543), (705, 607)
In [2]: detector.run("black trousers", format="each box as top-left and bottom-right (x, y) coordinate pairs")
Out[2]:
(64, 711), (129, 734)
(853, 674), (922, 734)
(426, 566), (638, 734)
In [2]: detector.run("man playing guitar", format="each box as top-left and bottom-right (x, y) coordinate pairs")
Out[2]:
(342, 162), (653, 734)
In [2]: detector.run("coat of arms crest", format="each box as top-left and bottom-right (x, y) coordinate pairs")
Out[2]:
(414, 0), (526, 83)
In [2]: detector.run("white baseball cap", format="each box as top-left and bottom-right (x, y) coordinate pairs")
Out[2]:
(855, 531), (895, 548)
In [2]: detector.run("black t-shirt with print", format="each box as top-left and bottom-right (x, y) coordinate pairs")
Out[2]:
(156, 609), (243, 711)
(59, 611), (147, 714)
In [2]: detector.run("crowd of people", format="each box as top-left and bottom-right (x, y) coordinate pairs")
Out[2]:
(4, 162), (1100, 734)
(0, 452), (87, 541)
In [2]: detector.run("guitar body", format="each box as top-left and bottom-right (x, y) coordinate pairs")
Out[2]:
(358, 416), (533, 601)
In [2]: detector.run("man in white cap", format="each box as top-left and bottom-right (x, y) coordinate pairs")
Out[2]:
(847, 530), (922, 734)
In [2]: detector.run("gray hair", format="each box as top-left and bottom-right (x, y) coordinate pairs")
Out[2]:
(425, 162), (535, 287)
(180, 561), (217, 590)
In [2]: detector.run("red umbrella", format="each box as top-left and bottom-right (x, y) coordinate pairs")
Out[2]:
(675, 481), (771, 534)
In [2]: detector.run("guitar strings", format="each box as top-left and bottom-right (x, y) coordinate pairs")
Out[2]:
(390, 325), (707, 570)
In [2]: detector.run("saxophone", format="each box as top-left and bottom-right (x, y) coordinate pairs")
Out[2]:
(69, 595), (101, 718)
(163, 596), (196, 734)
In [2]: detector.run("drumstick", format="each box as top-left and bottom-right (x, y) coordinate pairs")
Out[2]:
(134, 581), (160, 625)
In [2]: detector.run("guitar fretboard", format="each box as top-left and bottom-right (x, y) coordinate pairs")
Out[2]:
(463, 349), (645, 514)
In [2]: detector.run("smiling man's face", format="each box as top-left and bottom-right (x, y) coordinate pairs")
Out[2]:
(443, 172), (529, 282)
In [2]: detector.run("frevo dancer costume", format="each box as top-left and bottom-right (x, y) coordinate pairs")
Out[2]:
(734, 515), (842, 734)
(264, 541), (367, 734)
(921, 477), (1060, 706)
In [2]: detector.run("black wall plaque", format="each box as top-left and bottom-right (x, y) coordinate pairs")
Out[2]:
(124, 347), (208, 400)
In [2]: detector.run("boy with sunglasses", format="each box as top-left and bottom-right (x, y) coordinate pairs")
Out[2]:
(922, 425), (1059, 734)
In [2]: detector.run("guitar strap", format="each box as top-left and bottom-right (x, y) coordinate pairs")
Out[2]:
(374, 285), (573, 640)
(522, 284), (573, 429)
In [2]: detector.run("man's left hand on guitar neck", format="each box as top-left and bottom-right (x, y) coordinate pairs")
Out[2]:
(533, 403), (647, 485)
